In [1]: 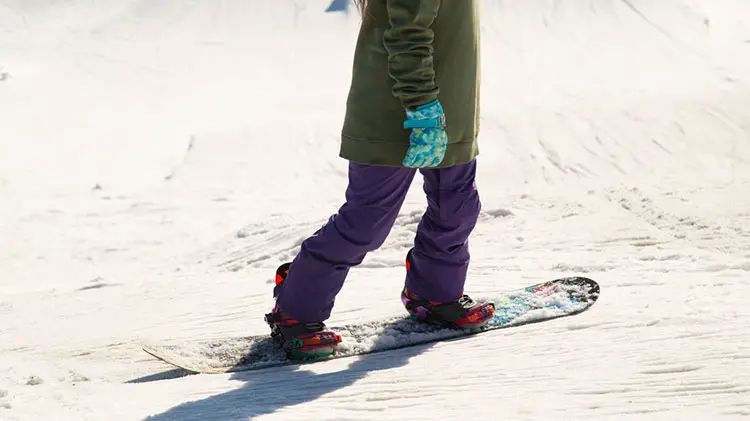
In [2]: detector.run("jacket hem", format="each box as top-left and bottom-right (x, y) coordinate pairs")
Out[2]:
(339, 134), (478, 168)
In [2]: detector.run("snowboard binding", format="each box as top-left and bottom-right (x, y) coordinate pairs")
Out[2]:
(266, 263), (342, 360)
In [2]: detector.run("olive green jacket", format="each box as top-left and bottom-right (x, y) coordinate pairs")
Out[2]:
(340, 0), (481, 168)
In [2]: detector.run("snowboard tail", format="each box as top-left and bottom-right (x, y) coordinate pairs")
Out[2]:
(141, 276), (599, 374)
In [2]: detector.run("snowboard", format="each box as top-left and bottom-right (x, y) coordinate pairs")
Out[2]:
(141, 276), (599, 374)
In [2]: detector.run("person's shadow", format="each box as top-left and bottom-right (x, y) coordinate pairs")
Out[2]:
(140, 321), (436, 421)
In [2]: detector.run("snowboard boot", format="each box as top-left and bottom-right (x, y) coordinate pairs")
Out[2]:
(402, 249), (495, 330)
(264, 263), (342, 360)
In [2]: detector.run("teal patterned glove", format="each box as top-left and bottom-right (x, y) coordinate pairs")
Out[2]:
(402, 99), (447, 168)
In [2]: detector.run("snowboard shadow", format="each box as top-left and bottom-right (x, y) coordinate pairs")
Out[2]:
(127, 368), (195, 383)
(143, 323), (436, 421)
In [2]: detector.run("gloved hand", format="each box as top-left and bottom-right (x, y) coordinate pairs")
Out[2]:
(402, 99), (448, 168)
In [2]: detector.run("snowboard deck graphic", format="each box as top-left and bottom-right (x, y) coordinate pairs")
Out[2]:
(141, 277), (599, 374)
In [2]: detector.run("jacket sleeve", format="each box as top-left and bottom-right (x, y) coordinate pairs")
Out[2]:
(383, 0), (441, 111)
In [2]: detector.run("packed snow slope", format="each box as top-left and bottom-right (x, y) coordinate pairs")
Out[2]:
(2, 1), (750, 420)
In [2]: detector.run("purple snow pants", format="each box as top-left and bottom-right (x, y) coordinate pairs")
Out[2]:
(275, 160), (481, 323)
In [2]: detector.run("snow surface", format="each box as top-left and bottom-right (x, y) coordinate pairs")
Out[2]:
(1, 0), (749, 419)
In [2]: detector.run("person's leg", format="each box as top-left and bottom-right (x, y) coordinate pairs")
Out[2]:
(406, 159), (481, 302)
(276, 161), (417, 323)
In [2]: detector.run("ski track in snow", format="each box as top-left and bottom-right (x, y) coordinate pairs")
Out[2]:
(2, 0), (750, 420)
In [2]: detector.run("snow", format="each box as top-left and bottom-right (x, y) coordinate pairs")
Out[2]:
(1, 0), (749, 419)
